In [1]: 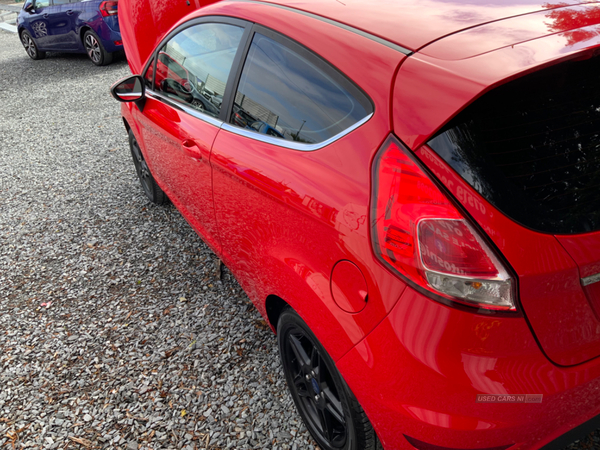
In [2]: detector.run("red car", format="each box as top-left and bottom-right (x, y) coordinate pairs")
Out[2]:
(111, 1), (600, 449)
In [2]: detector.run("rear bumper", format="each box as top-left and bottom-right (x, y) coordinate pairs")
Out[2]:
(337, 287), (600, 450)
(96, 20), (122, 53)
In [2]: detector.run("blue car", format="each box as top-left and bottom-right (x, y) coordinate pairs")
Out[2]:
(17, 0), (122, 65)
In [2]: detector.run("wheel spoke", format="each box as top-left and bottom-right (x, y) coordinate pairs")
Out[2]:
(317, 408), (334, 442)
(22, 35), (36, 58)
(323, 387), (345, 425)
(85, 35), (101, 62)
(311, 348), (322, 383)
(131, 142), (144, 163)
(289, 333), (311, 370)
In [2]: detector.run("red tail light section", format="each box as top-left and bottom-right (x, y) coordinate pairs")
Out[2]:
(418, 219), (497, 277)
(100, 0), (118, 17)
(371, 135), (515, 311)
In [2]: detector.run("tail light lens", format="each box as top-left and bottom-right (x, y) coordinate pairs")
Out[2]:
(371, 135), (515, 311)
(99, 0), (118, 16)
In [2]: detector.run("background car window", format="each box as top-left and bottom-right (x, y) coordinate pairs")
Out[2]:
(230, 33), (372, 144)
(154, 22), (244, 118)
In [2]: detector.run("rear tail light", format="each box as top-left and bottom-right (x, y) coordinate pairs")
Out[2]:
(99, 0), (118, 16)
(371, 135), (515, 311)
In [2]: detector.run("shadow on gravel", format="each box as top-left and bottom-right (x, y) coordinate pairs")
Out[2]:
(3, 49), (129, 83)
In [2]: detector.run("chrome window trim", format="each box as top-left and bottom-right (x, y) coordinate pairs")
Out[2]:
(582, 272), (600, 287)
(221, 113), (373, 151)
(146, 89), (372, 151)
(146, 89), (224, 128)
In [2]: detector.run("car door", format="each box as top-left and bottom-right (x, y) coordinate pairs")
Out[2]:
(134, 18), (250, 253)
(51, 0), (79, 50)
(40, 0), (75, 50)
(25, 0), (51, 48)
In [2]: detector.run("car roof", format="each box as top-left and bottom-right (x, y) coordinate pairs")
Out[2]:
(250, 0), (596, 51)
(121, 0), (597, 73)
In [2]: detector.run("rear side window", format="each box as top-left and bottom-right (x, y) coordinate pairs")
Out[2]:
(428, 56), (600, 234)
(230, 31), (372, 144)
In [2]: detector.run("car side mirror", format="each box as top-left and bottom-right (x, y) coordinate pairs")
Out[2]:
(111, 75), (145, 102)
(24, 3), (34, 12)
(111, 75), (146, 110)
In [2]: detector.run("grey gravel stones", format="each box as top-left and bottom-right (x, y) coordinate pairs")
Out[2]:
(0, 30), (315, 449)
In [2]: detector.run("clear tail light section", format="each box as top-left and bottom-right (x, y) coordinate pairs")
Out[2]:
(371, 135), (515, 311)
(99, 0), (118, 17)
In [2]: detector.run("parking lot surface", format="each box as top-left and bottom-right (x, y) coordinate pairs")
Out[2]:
(1, 27), (600, 450)
(0, 29), (315, 449)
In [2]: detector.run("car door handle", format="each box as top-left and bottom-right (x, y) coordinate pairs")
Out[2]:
(43, 13), (49, 18)
(66, 9), (73, 14)
(182, 139), (202, 160)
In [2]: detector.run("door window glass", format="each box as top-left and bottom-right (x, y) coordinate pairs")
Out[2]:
(230, 32), (372, 144)
(154, 22), (244, 118)
(34, 0), (50, 8)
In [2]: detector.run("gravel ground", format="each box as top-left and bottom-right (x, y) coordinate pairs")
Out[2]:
(1, 27), (600, 450)
(0, 30), (315, 449)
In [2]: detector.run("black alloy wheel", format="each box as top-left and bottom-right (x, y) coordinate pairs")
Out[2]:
(83, 30), (113, 66)
(128, 130), (168, 205)
(277, 308), (381, 450)
(21, 31), (45, 60)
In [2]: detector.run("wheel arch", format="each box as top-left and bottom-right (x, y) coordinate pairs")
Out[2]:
(265, 294), (290, 334)
(19, 26), (36, 41)
(122, 117), (131, 132)
(79, 25), (92, 43)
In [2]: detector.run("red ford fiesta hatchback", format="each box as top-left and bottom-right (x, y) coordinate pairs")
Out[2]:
(111, 0), (600, 448)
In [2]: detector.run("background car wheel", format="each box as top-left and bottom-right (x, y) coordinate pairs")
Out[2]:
(128, 130), (168, 205)
(83, 30), (113, 66)
(20, 31), (45, 60)
(277, 308), (381, 450)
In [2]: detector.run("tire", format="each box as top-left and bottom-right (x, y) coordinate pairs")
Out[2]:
(83, 30), (113, 66)
(128, 129), (168, 205)
(20, 31), (46, 60)
(277, 308), (381, 450)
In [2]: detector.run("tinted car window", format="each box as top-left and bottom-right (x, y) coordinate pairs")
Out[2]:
(34, 0), (50, 7)
(428, 55), (600, 234)
(154, 22), (244, 118)
(230, 32), (372, 144)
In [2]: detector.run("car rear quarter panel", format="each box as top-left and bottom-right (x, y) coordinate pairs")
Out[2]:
(76, 1), (121, 52)
(206, 2), (409, 361)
